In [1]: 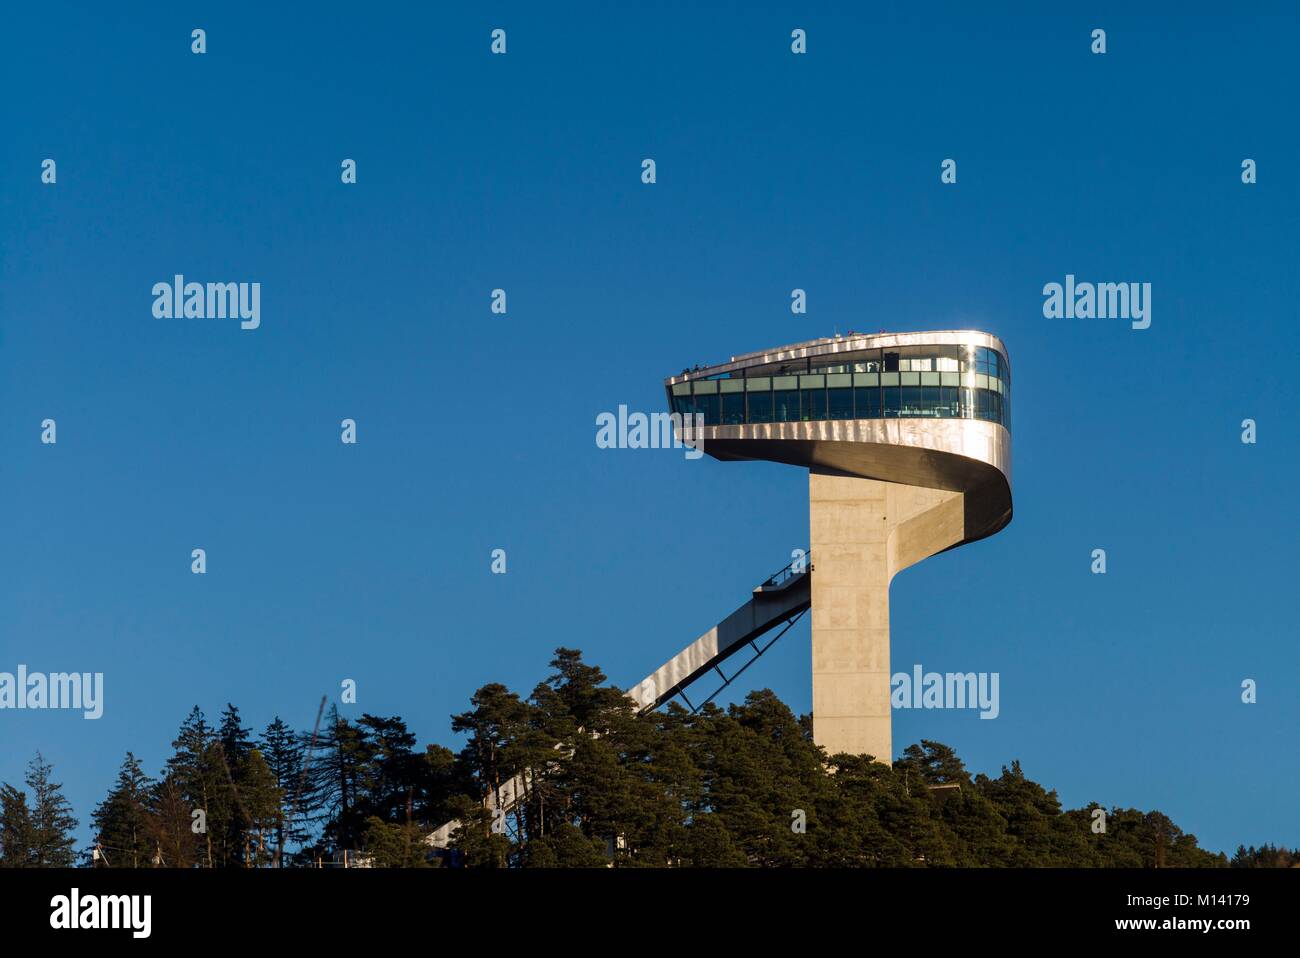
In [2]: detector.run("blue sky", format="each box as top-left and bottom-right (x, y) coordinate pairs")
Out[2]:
(2, 2), (1297, 856)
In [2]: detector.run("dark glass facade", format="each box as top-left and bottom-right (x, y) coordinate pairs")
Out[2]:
(668, 343), (1010, 429)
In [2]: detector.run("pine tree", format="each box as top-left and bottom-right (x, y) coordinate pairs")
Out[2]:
(362, 816), (431, 867)
(0, 784), (36, 867)
(451, 684), (532, 804)
(26, 753), (79, 866)
(302, 706), (382, 853)
(148, 773), (200, 867)
(166, 706), (233, 866)
(90, 752), (154, 867)
(218, 703), (253, 766)
(1231, 843), (1296, 868)
(259, 717), (307, 854)
(417, 743), (471, 829)
(237, 750), (283, 867)
(353, 714), (421, 824)
(294, 704), (344, 859)
(19, 647), (1236, 870)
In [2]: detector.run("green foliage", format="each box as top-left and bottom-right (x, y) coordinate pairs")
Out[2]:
(147, 773), (199, 867)
(91, 753), (154, 867)
(165, 706), (235, 866)
(25, 753), (79, 866)
(236, 749), (283, 866)
(60, 648), (1252, 868)
(1230, 843), (1297, 868)
(362, 816), (432, 867)
(432, 653), (1229, 869)
(258, 716), (308, 853)
(0, 784), (36, 867)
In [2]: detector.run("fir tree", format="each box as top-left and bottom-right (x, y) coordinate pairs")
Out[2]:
(148, 773), (200, 868)
(259, 716), (307, 854)
(90, 752), (154, 867)
(26, 753), (79, 866)
(237, 749), (283, 867)
(166, 706), (232, 866)
(218, 703), (254, 766)
(0, 784), (35, 867)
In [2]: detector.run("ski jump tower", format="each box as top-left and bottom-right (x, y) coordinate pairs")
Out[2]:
(427, 330), (1015, 848)
(664, 331), (1013, 762)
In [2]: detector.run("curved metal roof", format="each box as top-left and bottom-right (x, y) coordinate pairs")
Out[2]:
(666, 330), (1009, 385)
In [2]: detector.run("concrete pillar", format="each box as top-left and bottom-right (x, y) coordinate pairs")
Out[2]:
(808, 469), (965, 763)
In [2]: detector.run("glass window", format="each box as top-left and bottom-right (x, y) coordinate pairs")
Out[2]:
(939, 385), (959, 417)
(695, 392), (720, 425)
(974, 347), (1005, 381)
(921, 385), (940, 416)
(900, 386), (923, 416)
(817, 349), (881, 374)
(774, 389), (799, 422)
(748, 360), (807, 378)
(801, 388), (826, 421)
(721, 392), (745, 425)
(683, 341), (1010, 430)
(828, 387), (853, 419)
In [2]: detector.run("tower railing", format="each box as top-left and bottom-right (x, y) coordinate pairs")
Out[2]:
(756, 552), (812, 592)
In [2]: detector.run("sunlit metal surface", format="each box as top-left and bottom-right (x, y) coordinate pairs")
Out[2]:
(683, 416), (1011, 543)
(668, 330), (1014, 543)
(666, 329), (1011, 386)
(627, 569), (811, 712)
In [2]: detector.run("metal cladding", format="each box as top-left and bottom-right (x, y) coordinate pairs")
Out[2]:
(665, 330), (1013, 544)
(666, 329), (1010, 382)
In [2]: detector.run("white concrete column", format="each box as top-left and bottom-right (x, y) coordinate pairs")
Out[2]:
(809, 469), (964, 763)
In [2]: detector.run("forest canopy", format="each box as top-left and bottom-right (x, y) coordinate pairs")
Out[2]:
(2, 649), (1287, 869)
